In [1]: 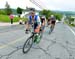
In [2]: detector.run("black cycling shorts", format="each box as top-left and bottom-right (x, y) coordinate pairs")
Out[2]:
(51, 21), (56, 24)
(34, 23), (38, 29)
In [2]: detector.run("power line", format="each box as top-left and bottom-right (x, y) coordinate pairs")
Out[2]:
(30, 0), (44, 9)
(37, 0), (47, 9)
(30, 0), (42, 9)
(32, 0), (48, 9)
(33, 0), (44, 9)
(30, 0), (48, 10)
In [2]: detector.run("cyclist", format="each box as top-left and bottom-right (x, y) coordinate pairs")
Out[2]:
(49, 15), (56, 32)
(40, 16), (46, 32)
(25, 10), (41, 43)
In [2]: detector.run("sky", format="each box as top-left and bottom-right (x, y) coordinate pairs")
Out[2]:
(0, 0), (75, 11)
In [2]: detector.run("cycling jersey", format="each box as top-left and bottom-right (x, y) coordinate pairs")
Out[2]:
(50, 17), (56, 24)
(50, 17), (56, 21)
(28, 15), (41, 29)
(40, 17), (46, 31)
(41, 18), (45, 23)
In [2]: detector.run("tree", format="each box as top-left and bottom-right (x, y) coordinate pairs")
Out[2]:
(54, 13), (62, 21)
(39, 9), (53, 19)
(39, 9), (62, 21)
(17, 7), (23, 17)
(5, 2), (12, 15)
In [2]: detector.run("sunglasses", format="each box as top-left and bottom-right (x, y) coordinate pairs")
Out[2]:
(31, 13), (35, 14)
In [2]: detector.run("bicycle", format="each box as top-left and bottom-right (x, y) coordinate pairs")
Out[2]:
(23, 27), (43, 54)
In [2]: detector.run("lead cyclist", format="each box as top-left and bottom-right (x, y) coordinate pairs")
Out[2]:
(25, 10), (42, 43)
(50, 15), (56, 32)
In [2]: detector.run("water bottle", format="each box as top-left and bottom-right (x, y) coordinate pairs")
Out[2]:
(36, 34), (41, 44)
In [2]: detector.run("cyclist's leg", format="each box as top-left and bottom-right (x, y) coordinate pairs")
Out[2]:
(50, 24), (52, 32)
(51, 21), (55, 32)
(51, 24), (54, 31)
(48, 23), (51, 34)
(42, 25), (45, 32)
(25, 24), (31, 34)
(34, 27), (41, 43)
(39, 25), (44, 38)
(50, 20), (54, 32)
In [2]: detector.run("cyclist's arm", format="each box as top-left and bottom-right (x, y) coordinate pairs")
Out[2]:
(26, 17), (31, 30)
(43, 18), (46, 26)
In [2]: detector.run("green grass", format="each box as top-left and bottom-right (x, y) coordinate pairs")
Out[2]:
(64, 21), (75, 27)
(69, 24), (75, 27)
(0, 15), (27, 22)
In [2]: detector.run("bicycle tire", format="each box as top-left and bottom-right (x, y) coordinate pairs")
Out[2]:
(49, 29), (51, 34)
(23, 35), (33, 54)
(49, 25), (54, 34)
(51, 26), (54, 32)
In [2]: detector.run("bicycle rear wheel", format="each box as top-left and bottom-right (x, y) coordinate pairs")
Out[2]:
(23, 35), (33, 54)
(51, 25), (54, 32)
(49, 28), (51, 34)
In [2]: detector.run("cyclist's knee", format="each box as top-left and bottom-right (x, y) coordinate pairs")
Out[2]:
(34, 28), (40, 33)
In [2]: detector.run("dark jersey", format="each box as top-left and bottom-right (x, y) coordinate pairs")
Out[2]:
(50, 17), (56, 24)
(50, 17), (56, 21)
(41, 18), (45, 23)
(48, 19), (50, 22)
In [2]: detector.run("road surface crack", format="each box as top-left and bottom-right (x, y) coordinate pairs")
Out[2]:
(0, 46), (23, 59)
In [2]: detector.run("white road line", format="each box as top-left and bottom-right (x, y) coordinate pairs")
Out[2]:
(66, 25), (75, 36)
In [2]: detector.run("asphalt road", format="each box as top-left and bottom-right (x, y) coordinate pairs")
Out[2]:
(0, 23), (75, 59)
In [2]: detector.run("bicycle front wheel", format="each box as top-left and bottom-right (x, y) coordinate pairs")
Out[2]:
(23, 35), (33, 54)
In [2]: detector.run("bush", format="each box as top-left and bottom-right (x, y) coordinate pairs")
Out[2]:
(0, 15), (27, 22)
(68, 23), (75, 27)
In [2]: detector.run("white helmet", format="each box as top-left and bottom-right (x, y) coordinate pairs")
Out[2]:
(41, 16), (45, 18)
(51, 15), (54, 18)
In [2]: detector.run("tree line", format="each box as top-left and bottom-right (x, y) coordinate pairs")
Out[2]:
(0, 2), (23, 16)
(0, 2), (63, 21)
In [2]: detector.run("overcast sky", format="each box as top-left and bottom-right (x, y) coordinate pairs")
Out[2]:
(0, 0), (75, 11)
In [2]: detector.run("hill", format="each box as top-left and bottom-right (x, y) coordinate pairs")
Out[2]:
(52, 10), (75, 16)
